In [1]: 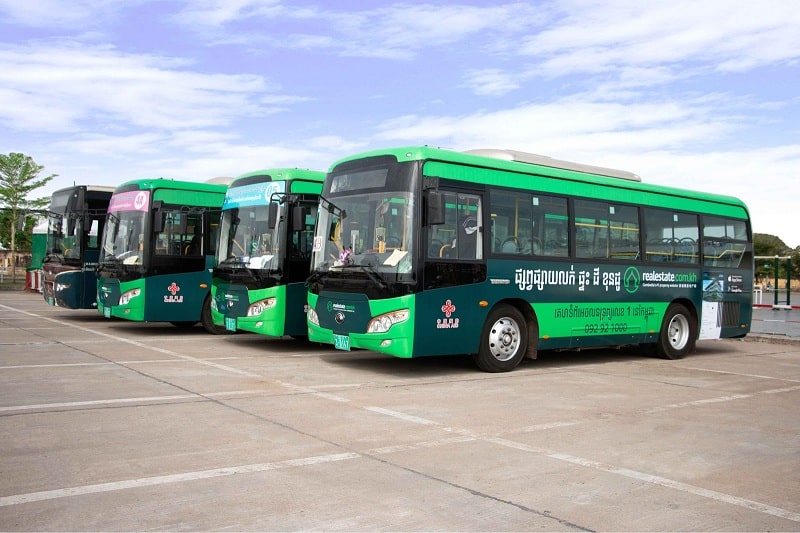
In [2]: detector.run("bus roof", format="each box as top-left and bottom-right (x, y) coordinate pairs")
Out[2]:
(463, 148), (641, 181)
(113, 177), (229, 194)
(230, 168), (326, 187)
(205, 176), (234, 186)
(329, 145), (749, 216)
(52, 184), (116, 195)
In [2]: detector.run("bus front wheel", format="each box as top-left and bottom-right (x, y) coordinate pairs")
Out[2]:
(655, 303), (696, 359)
(473, 304), (527, 372)
(201, 295), (233, 335)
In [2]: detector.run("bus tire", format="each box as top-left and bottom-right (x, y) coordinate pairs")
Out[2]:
(201, 295), (233, 335)
(473, 304), (527, 372)
(655, 303), (696, 359)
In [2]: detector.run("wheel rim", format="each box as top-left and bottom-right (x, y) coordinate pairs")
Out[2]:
(666, 313), (690, 350)
(487, 316), (522, 362)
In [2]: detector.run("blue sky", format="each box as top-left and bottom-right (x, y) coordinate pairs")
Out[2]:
(1, 0), (799, 246)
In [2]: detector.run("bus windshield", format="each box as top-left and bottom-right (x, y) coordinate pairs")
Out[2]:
(45, 191), (80, 262)
(217, 204), (281, 272)
(310, 191), (416, 278)
(101, 209), (147, 266)
(45, 212), (81, 261)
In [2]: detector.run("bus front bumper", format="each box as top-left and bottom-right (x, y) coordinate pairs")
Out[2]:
(307, 323), (413, 358)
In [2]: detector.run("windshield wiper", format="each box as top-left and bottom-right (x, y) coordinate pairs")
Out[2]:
(305, 269), (326, 287)
(319, 196), (346, 218)
(96, 254), (120, 273)
(338, 263), (388, 290)
(220, 255), (246, 266)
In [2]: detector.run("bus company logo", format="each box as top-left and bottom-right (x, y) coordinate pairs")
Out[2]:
(221, 293), (239, 310)
(327, 300), (355, 315)
(134, 192), (148, 210)
(164, 282), (183, 303)
(624, 267), (640, 294)
(437, 299), (459, 329)
(441, 299), (456, 317)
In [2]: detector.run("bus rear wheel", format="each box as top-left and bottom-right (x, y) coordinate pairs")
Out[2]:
(473, 304), (527, 372)
(655, 303), (696, 359)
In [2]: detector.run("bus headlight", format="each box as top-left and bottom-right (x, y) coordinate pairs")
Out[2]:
(119, 288), (141, 305)
(307, 307), (319, 326)
(247, 298), (276, 317)
(367, 310), (409, 333)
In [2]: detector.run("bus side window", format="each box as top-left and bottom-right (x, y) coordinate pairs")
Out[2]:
(533, 195), (568, 257)
(702, 216), (747, 268)
(644, 208), (699, 264)
(427, 192), (482, 260)
(574, 200), (607, 259)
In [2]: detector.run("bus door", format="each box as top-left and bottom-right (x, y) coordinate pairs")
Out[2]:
(417, 191), (487, 356)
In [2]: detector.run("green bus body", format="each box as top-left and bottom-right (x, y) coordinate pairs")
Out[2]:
(211, 169), (325, 337)
(42, 185), (114, 309)
(96, 178), (228, 330)
(306, 146), (753, 371)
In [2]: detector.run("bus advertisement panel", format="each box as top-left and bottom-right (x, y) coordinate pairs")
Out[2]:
(42, 185), (114, 309)
(212, 169), (324, 338)
(306, 146), (753, 372)
(96, 178), (228, 332)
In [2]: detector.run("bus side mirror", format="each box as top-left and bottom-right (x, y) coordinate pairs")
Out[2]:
(425, 190), (445, 226)
(267, 203), (279, 229)
(292, 206), (306, 232)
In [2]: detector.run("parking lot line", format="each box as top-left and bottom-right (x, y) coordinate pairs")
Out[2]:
(0, 303), (261, 378)
(0, 452), (361, 508)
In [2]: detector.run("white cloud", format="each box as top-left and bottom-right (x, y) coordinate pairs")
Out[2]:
(462, 69), (522, 96)
(173, 1), (544, 60)
(521, 0), (800, 77)
(0, 0), (134, 27)
(36, 129), (350, 197)
(0, 43), (289, 133)
(374, 97), (732, 151)
(173, 0), (291, 27)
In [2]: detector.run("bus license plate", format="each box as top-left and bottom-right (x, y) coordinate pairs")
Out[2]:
(225, 318), (237, 331)
(103, 307), (111, 318)
(333, 334), (351, 351)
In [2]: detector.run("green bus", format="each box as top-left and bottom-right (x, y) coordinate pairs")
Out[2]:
(42, 185), (114, 309)
(96, 178), (229, 332)
(306, 146), (753, 372)
(211, 168), (325, 337)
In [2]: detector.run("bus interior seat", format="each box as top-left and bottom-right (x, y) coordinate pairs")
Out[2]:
(501, 237), (518, 254)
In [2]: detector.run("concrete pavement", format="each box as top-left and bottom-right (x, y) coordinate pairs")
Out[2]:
(1, 290), (799, 531)
(751, 305), (800, 340)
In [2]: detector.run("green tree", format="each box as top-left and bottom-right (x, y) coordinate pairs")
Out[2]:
(753, 233), (789, 257)
(0, 153), (56, 280)
(754, 233), (799, 287)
